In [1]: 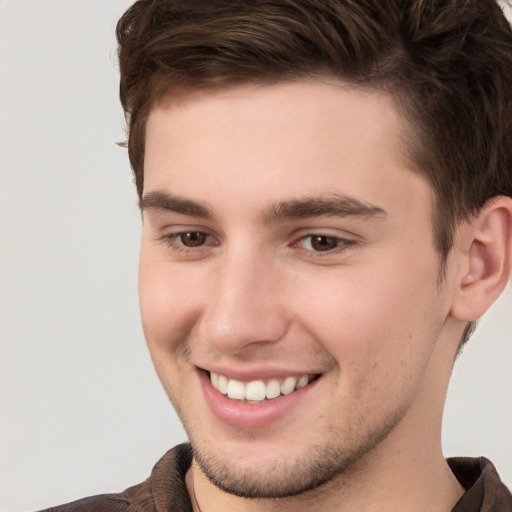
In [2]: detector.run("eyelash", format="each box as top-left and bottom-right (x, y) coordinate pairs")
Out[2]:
(160, 230), (355, 256)
(160, 231), (217, 253)
(292, 233), (355, 255)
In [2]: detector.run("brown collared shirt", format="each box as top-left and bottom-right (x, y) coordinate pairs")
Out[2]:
(40, 444), (512, 512)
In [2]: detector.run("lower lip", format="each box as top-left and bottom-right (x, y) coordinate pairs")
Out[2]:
(199, 371), (318, 430)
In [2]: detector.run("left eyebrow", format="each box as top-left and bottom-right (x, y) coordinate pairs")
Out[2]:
(262, 194), (387, 223)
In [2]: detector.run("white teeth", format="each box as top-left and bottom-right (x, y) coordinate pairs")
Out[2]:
(296, 375), (309, 389)
(227, 379), (245, 400)
(280, 376), (297, 395)
(245, 380), (266, 401)
(209, 372), (313, 403)
(217, 374), (228, 394)
(265, 379), (281, 399)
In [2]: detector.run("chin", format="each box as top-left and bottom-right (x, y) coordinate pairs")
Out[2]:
(186, 413), (402, 500)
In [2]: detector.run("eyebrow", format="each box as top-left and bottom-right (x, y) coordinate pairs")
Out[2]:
(139, 191), (387, 223)
(139, 191), (212, 219)
(262, 194), (387, 223)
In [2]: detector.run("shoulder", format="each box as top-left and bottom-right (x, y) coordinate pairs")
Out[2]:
(449, 457), (512, 511)
(37, 481), (154, 512)
(37, 444), (193, 512)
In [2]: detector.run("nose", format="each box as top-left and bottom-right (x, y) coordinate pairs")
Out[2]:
(199, 249), (289, 356)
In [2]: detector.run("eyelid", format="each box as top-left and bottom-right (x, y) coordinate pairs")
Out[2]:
(291, 230), (357, 255)
(153, 225), (358, 257)
(158, 227), (219, 253)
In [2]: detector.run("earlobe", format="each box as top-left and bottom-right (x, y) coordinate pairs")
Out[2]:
(450, 196), (512, 322)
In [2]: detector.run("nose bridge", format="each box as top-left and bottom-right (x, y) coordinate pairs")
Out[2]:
(201, 243), (288, 354)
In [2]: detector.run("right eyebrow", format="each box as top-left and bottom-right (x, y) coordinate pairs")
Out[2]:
(139, 191), (213, 219)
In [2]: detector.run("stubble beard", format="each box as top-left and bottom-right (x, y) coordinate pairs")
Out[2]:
(181, 407), (407, 500)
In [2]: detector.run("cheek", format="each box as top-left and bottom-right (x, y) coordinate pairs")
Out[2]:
(138, 260), (206, 406)
(138, 258), (204, 352)
(289, 260), (443, 390)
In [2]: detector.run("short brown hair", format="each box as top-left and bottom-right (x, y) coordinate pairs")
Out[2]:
(117, 0), (512, 260)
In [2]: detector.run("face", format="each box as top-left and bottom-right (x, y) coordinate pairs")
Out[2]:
(139, 81), (457, 498)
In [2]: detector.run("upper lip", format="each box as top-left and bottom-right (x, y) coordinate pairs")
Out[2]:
(197, 365), (322, 382)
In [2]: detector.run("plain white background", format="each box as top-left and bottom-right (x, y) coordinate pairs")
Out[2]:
(0, 2), (511, 511)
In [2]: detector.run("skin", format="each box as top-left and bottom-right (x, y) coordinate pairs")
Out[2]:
(139, 81), (470, 512)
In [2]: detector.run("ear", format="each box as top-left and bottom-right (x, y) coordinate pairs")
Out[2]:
(450, 196), (512, 322)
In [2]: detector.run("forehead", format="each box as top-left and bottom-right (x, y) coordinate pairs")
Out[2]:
(143, 80), (430, 221)
(148, 80), (404, 152)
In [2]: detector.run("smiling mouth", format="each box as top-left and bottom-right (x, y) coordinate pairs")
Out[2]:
(209, 372), (319, 404)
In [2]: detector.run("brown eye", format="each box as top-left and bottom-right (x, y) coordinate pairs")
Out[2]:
(179, 232), (208, 247)
(309, 235), (340, 252)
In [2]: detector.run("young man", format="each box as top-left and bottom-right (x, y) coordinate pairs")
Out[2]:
(44, 0), (512, 511)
